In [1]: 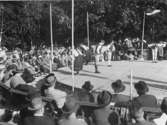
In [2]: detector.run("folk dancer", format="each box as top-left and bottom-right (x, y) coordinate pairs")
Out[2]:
(158, 41), (166, 60)
(108, 41), (115, 66)
(148, 43), (158, 63)
(94, 40), (105, 73)
(73, 48), (84, 74)
(96, 40), (105, 62)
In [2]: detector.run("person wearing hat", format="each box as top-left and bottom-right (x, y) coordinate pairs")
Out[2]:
(133, 81), (157, 107)
(9, 68), (35, 89)
(153, 97), (167, 125)
(58, 95), (87, 125)
(42, 73), (67, 109)
(79, 81), (94, 102)
(111, 80), (130, 105)
(129, 100), (155, 125)
(20, 96), (55, 125)
(92, 90), (113, 125)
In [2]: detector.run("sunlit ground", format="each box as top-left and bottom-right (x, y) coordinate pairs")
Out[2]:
(53, 60), (167, 100)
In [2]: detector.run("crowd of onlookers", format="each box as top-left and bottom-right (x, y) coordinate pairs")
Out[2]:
(0, 68), (166, 125)
(0, 50), (165, 125)
(0, 44), (166, 125)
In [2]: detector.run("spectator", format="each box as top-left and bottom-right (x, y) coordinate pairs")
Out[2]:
(20, 96), (55, 125)
(92, 90), (113, 125)
(153, 97), (167, 125)
(130, 100), (155, 125)
(9, 68), (35, 88)
(111, 80), (130, 105)
(133, 81), (157, 107)
(108, 111), (121, 125)
(43, 73), (67, 109)
(58, 95), (87, 125)
(79, 81), (94, 102)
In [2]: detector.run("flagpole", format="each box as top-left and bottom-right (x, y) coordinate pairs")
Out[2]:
(130, 61), (133, 100)
(87, 12), (90, 48)
(0, 6), (3, 48)
(72, 0), (75, 92)
(49, 3), (53, 73)
(141, 12), (145, 61)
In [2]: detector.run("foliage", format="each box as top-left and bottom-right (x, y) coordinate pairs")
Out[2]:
(0, 0), (167, 50)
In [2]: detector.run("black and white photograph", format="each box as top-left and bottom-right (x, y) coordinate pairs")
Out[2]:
(0, 0), (166, 125)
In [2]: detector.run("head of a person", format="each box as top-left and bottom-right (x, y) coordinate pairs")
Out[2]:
(21, 68), (35, 83)
(97, 90), (112, 107)
(161, 97), (167, 114)
(44, 73), (57, 87)
(111, 79), (125, 93)
(82, 81), (93, 92)
(62, 95), (79, 118)
(130, 100), (144, 120)
(134, 81), (149, 96)
(28, 96), (45, 114)
(108, 112), (120, 125)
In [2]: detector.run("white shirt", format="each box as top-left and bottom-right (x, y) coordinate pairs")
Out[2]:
(153, 113), (167, 125)
(46, 87), (67, 108)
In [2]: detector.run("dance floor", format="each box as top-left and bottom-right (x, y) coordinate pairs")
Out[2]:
(54, 60), (167, 100)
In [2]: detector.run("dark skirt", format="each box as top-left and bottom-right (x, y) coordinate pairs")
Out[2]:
(74, 55), (84, 72)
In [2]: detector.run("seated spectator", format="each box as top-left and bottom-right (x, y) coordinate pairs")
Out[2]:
(43, 73), (67, 109)
(108, 111), (121, 125)
(78, 81), (95, 124)
(78, 81), (94, 102)
(111, 80), (130, 105)
(9, 68), (35, 88)
(130, 100), (155, 125)
(92, 90), (113, 125)
(58, 95), (87, 125)
(153, 97), (167, 125)
(20, 96), (55, 125)
(133, 81), (157, 107)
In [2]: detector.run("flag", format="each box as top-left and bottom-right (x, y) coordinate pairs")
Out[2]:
(146, 9), (161, 16)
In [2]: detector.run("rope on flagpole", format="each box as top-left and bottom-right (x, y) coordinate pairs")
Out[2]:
(72, 0), (75, 92)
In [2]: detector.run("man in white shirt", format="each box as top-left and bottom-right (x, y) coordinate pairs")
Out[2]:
(153, 97), (167, 125)
(44, 73), (67, 108)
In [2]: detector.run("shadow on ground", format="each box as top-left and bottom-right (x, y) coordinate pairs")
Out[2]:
(127, 75), (167, 84)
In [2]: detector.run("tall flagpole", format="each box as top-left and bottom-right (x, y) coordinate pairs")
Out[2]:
(50, 3), (53, 73)
(87, 12), (90, 48)
(141, 12), (145, 61)
(72, 0), (75, 92)
(130, 61), (133, 100)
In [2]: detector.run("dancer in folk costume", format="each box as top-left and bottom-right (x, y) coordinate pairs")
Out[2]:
(73, 47), (84, 74)
(148, 43), (158, 63)
(94, 41), (105, 73)
(158, 41), (166, 60)
(107, 41), (115, 66)
(95, 40), (105, 62)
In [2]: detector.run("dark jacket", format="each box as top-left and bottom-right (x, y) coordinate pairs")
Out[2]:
(21, 116), (55, 125)
(92, 105), (113, 125)
(133, 94), (158, 107)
